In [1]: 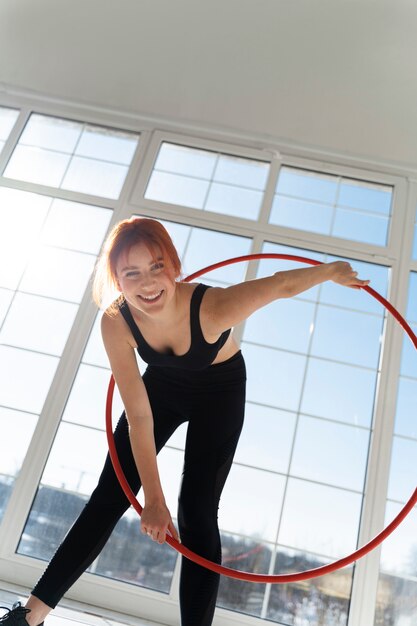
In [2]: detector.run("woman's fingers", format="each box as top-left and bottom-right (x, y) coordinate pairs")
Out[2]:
(168, 519), (180, 543)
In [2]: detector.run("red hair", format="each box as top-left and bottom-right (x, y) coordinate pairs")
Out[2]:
(93, 217), (182, 314)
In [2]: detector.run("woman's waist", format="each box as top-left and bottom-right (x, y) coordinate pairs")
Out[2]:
(143, 350), (246, 386)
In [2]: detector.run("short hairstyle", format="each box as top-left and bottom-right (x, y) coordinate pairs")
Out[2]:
(93, 217), (182, 314)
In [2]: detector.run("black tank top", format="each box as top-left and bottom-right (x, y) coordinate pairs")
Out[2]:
(118, 283), (231, 370)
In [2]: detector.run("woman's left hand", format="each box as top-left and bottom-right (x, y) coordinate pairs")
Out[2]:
(329, 261), (370, 289)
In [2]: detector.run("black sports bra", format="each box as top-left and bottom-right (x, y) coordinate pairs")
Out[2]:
(118, 283), (231, 370)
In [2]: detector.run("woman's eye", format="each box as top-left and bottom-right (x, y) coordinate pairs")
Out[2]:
(126, 271), (139, 278)
(151, 263), (164, 271)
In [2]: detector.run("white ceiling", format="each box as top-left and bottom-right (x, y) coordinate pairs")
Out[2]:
(1, 0), (417, 169)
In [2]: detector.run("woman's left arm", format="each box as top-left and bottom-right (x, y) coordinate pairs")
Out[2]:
(203, 261), (370, 334)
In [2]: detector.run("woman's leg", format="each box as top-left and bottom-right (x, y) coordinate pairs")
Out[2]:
(31, 396), (183, 611)
(178, 376), (246, 626)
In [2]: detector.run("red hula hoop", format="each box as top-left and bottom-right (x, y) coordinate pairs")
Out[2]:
(106, 253), (417, 583)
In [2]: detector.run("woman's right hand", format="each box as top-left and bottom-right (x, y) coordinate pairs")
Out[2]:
(140, 501), (180, 544)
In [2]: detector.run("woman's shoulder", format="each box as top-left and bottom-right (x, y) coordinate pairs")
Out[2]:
(101, 304), (136, 348)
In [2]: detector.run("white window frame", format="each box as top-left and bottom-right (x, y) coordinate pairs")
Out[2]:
(0, 93), (415, 626)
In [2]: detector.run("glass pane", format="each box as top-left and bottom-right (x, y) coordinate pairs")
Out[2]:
(406, 273), (417, 323)
(387, 437), (417, 503)
(214, 154), (269, 190)
(310, 306), (383, 368)
(40, 422), (107, 495)
(270, 195), (333, 234)
(379, 501), (417, 577)
(243, 297), (315, 353)
(145, 142), (269, 220)
(234, 403), (296, 474)
(0, 107), (19, 142)
(5, 145), (71, 187)
(0, 408), (37, 523)
(19, 247), (97, 302)
(40, 199), (112, 254)
(62, 364), (116, 430)
(290, 416), (369, 491)
(82, 316), (110, 368)
(62, 157), (128, 199)
(375, 574), (417, 626)
(278, 478), (362, 558)
(0, 289), (13, 326)
(16, 114), (82, 151)
(0, 293), (78, 356)
(218, 464), (286, 542)
(180, 227), (251, 285)
(319, 258), (388, 315)
(332, 208), (389, 246)
(154, 142), (217, 178)
(217, 535), (270, 618)
(301, 358), (377, 428)
(5, 114), (139, 199)
(0, 345), (59, 414)
(268, 548), (353, 626)
(275, 168), (338, 203)
(89, 507), (177, 593)
(205, 183), (263, 220)
(394, 377), (417, 438)
(271, 166), (392, 246)
(75, 126), (138, 164)
(243, 342), (307, 411)
(339, 180), (392, 214)
(146, 170), (209, 208)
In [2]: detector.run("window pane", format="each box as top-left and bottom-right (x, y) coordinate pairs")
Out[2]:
(271, 195), (333, 234)
(0, 293), (78, 356)
(387, 437), (417, 503)
(145, 142), (269, 220)
(0, 346), (58, 414)
(243, 342), (307, 411)
(301, 358), (377, 428)
(290, 416), (369, 491)
(244, 297), (315, 353)
(278, 478), (362, 558)
(270, 166), (392, 246)
(310, 306), (383, 369)
(218, 464), (286, 542)
(234, 403), (296, 474)
(375, 574), (417, 626)
(40, 200), (112, 253)
(218, 534), (270, 618)
(62, 157), (128, 198)
(268, 548), (353, 626)
(394, 377), (417, 438)
(0, 407), (37, 524)
(19, 247), (97, 302)
(4, 114), (139, 199)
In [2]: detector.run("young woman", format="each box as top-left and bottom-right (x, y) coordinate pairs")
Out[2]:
(2, 218), (369, 626)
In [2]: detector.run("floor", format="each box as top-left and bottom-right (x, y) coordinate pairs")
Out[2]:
(0, 585), (165, 626)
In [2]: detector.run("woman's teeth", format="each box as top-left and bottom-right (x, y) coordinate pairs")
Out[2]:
(140, 290), (163, 301)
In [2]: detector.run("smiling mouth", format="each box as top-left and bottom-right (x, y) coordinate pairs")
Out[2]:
(138, 290), (163, 303)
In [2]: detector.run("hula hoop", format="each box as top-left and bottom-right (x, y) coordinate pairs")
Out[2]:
(106, 253), (417, 583)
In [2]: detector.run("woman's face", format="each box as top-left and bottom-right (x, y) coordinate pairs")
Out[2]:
(115, 242), (176, 314)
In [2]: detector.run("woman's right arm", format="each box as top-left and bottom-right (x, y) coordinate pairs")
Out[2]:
(101, 311), (179, 544)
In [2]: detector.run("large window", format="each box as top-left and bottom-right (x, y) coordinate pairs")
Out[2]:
(0, 108), (415, 626)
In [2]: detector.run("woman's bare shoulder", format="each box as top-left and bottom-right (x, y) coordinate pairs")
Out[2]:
(101, 306), (136, 349)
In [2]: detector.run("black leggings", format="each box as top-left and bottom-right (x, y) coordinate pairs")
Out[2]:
(32, 352), (246, 626)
